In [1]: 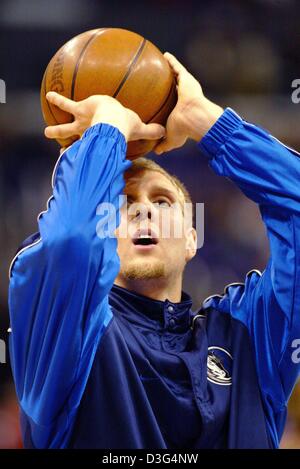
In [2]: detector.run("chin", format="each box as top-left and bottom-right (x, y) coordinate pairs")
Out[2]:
(120, 260), (166, 280)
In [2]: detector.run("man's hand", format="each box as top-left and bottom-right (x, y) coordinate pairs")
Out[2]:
(154, 53), (223, 155)
(45, 92), (165, 143)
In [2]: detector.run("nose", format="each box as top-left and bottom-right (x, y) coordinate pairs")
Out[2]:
(133, 202), (152, 222)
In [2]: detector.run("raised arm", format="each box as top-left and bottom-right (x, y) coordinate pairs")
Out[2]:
(157, 54), (300, 446)
(9, 94), (164, 448)
(199, 109), (300, 445)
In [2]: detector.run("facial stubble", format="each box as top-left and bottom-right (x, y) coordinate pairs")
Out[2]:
(119, 258), (166, 280)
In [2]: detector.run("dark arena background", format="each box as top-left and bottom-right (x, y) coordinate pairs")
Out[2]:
(0, 0), (300, 450)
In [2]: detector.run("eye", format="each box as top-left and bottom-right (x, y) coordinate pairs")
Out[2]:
(154, 198), (172, 208)
(125, 197), (134, 207)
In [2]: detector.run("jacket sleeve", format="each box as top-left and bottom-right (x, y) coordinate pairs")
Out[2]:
(8, 123), (131, 448)
(199, 108), (300, 444)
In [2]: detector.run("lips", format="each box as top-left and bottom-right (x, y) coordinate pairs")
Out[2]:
(132, 228), (159, 246)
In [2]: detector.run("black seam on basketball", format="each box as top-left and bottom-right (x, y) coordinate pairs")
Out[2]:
(44, 65), (59, 124)
(113, 38), (147, 98)
(146, 79), (176, 124)
(71, 28), (107, 100)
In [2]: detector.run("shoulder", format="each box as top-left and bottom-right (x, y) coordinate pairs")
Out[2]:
(201, 269), (262, 325)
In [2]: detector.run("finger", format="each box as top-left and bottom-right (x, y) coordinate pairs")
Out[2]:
(154, 135), (186, 155)
(44, 122), (78, 139)
(154, 139), (170, 155)
(133, 123), (165, 141)
(46, 91), (76, 114)
(164, 52), (187, 77)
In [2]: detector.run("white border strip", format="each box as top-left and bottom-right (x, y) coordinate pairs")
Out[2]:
(8, 146), (71, 279)
(202, 269), (262, 305)
(190, 314), (206, 330)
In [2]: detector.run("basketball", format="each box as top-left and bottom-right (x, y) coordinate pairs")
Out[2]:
(40, 28), (177, 158)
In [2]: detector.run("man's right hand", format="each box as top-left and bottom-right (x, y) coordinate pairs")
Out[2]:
(154, 53), (223, 154)
(45, 92), (165, 143)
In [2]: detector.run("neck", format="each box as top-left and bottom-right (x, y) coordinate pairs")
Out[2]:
(114, 275), (183, 303)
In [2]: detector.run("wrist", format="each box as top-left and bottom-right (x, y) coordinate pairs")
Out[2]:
(91, 112), (130, 141)
(188, 98), (224, 141)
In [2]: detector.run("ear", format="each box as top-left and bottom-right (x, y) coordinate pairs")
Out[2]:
(185, 227), (197, 262)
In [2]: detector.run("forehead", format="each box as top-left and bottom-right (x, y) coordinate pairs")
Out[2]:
(125, 170), (178, 196)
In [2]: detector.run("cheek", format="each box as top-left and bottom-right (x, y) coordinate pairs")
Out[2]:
(173, 229), (192, 260)
(164, 212), (186, 243)
(164, 242), (188, 273)
(116, 232), (129, 257)
(115, 211), (128, 241)
(161, 235), (187, 263)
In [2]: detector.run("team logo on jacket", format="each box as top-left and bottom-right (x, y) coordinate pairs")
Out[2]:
(207, 347), (232, 386)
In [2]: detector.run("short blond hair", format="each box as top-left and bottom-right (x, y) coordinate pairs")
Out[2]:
(124, 157), (193, 208)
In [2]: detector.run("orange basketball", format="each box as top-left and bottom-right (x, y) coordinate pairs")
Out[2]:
(40, 28), (177, 158)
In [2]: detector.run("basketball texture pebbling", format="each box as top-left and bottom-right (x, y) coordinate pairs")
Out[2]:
(40, 28), (177, 158)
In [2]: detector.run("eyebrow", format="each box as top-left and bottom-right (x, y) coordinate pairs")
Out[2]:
(125, 186), (179, 201)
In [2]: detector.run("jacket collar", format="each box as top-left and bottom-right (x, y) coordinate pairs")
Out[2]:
(109, 283), (193, 332)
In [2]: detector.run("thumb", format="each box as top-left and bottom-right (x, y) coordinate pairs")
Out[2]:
(131, 123), (165, 141)
(164, 52), (187, 78)
(154, 134), (187, 155)
(154, 138), (171, 155)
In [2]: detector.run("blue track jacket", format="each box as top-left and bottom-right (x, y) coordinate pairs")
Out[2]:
(8, 109), (300, 448)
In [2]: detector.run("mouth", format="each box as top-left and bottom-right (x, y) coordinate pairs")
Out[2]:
(132, 229), (159, 248)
